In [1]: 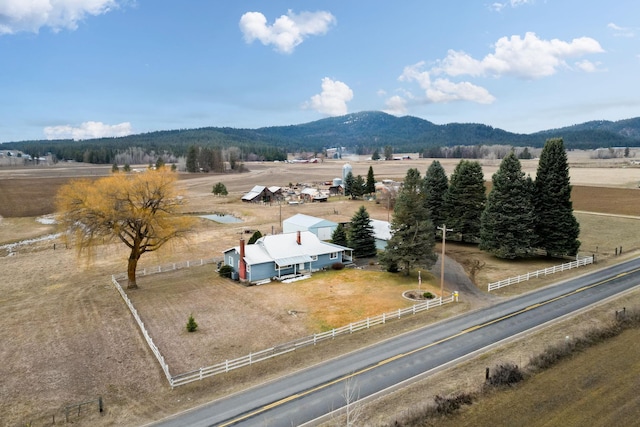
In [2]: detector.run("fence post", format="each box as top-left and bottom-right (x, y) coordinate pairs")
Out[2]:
(98, 396), (103, 413)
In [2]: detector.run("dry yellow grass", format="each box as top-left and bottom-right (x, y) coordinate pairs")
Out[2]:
(2, 155), (640, 426)
(429, 328), (640, 427)
(127, 266), (439, 374)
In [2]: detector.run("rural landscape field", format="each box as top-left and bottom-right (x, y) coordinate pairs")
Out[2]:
(1, 152), (640, 426)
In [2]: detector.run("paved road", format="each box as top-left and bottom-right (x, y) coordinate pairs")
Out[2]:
(151, 257), (640, 427)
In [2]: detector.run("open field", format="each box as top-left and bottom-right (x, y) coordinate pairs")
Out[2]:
(1, 154), (640, 426)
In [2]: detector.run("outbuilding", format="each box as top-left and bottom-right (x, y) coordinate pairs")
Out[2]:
(283, 213), (338, 241)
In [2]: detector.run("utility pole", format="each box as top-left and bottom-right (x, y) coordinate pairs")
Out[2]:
(437, 224), (453, 299)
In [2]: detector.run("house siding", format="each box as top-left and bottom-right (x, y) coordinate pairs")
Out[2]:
(223, 231), (352, 284)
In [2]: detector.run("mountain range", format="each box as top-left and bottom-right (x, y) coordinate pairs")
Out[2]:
(4, 111), (640, 163)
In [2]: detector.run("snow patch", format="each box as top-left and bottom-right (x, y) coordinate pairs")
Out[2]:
(36, 215), (57, 225)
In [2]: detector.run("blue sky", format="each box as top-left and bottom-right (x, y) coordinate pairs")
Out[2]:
(1, 1), (638, 142)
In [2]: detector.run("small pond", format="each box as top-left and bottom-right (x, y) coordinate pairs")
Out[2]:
(199, 214), (243, 224)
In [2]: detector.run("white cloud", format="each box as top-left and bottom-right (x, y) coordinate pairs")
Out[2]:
(0, 0), (118, 35)
(239, 9), (336, 54)
(398, 62), (496, 105)
(491, 0), (534, 12)
(392, 32), (604, 109)
(304, 77), (353, 116)
(607, 22), (635, 38)
(44, 121), (133, 140)
(383, 95), (408, 116)
(574, 59), (603, 73)
(436, 32), (604, 79)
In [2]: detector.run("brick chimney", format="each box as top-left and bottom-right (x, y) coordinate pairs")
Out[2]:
(296, 230), (301, 245)
(239, 238), (246, 280)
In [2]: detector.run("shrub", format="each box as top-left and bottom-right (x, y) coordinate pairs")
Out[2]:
(486, 363), (524, 387)
(423, 292), (435, 299)
(434, 392), (475, 415)
(218, 264), (233, 278)
(186, 314), (198, 332)
(212, 182), (228, 196)
(331, 262), (345, 270)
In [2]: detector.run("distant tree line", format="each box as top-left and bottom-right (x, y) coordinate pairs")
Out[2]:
(3, 129), (287, 166)
(4, 111), (638, 166)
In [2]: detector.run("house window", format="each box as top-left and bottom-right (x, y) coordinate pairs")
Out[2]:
(311, 255), (318, 261)
(246, 265), (251, 273)
(228, 255), (233, 265)
(330, 252), (338, 260)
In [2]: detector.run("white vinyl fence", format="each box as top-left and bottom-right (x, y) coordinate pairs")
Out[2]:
(111, 275), (172, 384)
(487, 256), (594, 292)
(110, 262), (459, 388)
(112, 258), (219, 282)
(170, 293), (458, 387)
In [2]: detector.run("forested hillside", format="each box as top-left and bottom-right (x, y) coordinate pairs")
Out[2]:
(2, 111), (639, 165)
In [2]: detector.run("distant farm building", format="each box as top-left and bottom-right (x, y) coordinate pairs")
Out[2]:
(283, 214), (338, 241)
(241, 185), (282, 203)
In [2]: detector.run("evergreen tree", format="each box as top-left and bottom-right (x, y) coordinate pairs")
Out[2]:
(384, 145), (393, 160)
(518, 147), (533, 160)
(351, 174), (365, 199)
(371, 149), (380, 161)
(366, 166), (376, 195)
(331, 223), (348, 247)
(247, 230), (263, 244)
(479, 153), (537, 259)
(212, 182), (228, 196)
(186, 145), (198, 173)
(111, 162), (119, 173)
(534, 138), (580, 256)
(123, 163), (131, 172)
(348, 206), (377, 258)
(422, 160), (448, 230)
(443, 160), (485, 242)
(380, 168), (436, 275)
(344, 171), (355, 199)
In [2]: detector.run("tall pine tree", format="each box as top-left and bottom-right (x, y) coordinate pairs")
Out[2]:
(331, 223), (348, 247)
(366, 166), (376, 195)
(380, 168), (436, 275)
(344, 171), (355, 199)
(480, 152), (537, 259)
(422, 160), (448, 230)
(186, 145), (198, 173)
(534, 138), (580, 256)
(348, 206), (377, 258)
(443, 160), (486, 242)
